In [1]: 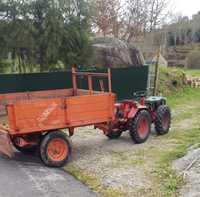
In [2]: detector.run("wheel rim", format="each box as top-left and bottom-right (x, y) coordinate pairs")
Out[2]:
(162, 112), (170, 130)
(47, 138), (68, 162)
(138, 117), (149, 139)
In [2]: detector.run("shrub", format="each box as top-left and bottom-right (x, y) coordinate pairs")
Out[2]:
(158, 67), (187, 96)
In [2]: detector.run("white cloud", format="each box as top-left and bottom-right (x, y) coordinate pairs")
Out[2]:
(172, 0), (200, 17)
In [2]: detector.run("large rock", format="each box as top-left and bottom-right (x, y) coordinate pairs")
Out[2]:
(92, 37), (144, 68)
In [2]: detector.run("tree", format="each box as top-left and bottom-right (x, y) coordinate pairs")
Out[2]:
(89, 0), (122, 37)
(0, 0), (92, 73)
(90, 0), (170, 41)
(122, 0), (149, 41)
(148, 0), (169, 31)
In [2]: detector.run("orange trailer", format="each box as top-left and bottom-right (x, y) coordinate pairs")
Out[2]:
(0, 68), (115, 167)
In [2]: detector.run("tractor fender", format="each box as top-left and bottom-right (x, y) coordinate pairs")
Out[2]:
(127, 105), (148, 119)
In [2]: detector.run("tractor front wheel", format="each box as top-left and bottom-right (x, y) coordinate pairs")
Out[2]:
(155, 105), (171, 135)
(106, 129), (122, 139)
(40, 131), (71, 167)
(129, 110), (151, 144)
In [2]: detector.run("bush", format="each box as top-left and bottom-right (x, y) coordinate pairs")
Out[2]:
(158, 67), (187, 96)
(186, 50), (200, 69)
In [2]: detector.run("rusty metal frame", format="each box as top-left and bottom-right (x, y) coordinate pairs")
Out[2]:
(72, 67), (112, 95)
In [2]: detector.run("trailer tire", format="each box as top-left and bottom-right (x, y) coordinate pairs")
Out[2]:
(106, 130), (122, 139)
(155, 105), (171, 135)
(129, 110), (151, 144)
(40, 131), (71, 168)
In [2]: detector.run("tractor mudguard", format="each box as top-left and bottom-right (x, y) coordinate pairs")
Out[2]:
(0, 128), (14, 158)
(145, 96), (166, 105)
(127, 106), (148, 119)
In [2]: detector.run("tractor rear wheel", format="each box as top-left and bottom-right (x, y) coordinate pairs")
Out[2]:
(155, 105), (171, 135)
(129, 110), (151, 144)
(40, 131), (71, 167)
(106, 130), (122, 139)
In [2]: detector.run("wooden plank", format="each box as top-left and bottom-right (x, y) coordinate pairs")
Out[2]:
(69, 110), (110, 122)
(0, 89), (73, 105)
(8, 98), (66, 133)
(67, 102), (109, 113)
(67, 93), (112, 105)
(67, 94), (115, 124)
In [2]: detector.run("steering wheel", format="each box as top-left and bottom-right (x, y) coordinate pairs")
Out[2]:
(133, 91), (147, 99)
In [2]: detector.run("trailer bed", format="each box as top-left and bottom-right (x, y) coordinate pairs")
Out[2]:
(5, 89), (115, 135)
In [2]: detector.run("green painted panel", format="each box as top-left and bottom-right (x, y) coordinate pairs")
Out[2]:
(112, 66), (149, 100)
(0, 72), (72, 94)
(0, 66), (149, 100)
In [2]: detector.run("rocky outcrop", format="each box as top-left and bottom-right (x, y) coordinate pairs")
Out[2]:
(92, 37), (144, 68)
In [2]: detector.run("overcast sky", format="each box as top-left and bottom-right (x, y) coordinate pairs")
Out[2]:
(173, 0), (200, 17)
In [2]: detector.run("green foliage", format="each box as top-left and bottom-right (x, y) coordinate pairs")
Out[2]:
(183, 68), (200, 77)
(0, 0), (92, 73)
(158, 67), (187, 96)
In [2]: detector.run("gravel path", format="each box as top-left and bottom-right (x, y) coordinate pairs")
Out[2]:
(68, 126), (161, 196)
(66, 100), (200, 196)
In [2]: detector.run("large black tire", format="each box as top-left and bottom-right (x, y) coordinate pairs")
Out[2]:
(106, 130), (122, 139)
(129, 110), (151, 144)
(13, 144), (38, 155)
(155, 105), (171, 135)
(40, 131), (71, 168)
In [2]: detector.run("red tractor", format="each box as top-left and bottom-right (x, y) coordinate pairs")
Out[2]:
(98, 91), (171, 144)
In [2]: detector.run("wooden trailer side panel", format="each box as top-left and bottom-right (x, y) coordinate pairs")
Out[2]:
(8, 98), (66, 134)
(7, 93), (115, 135)
(0, 89), (73, 105)
(66, 93), (115, 127)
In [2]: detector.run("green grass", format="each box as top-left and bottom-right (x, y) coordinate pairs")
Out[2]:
(64, 165), (126, 197)
(152, 127), (200, 196)
(167, 87), (200, 108)
(150, 87), (200, 196)
(183, 68), (200, 77)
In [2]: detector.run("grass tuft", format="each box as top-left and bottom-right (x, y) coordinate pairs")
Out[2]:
(64, 165), (126, 197)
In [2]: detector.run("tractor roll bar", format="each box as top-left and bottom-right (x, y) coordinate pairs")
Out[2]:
(72, 67), (112, 95)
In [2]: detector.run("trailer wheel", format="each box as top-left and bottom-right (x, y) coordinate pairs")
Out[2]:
(106, 130), (122, 139)
(155, 105), (171, 135)
(40, 131), (71, 167)
(129, 110), (151, 144)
